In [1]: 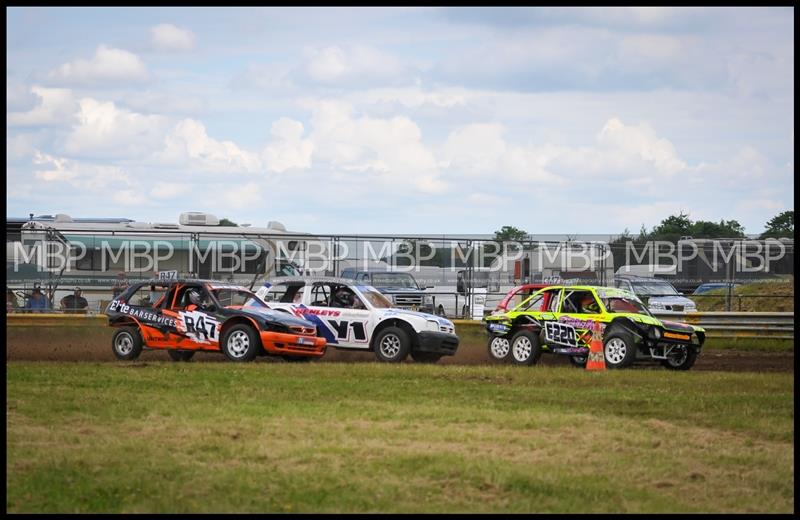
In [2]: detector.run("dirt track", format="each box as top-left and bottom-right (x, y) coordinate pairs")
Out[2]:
(5, 337), (793, 372)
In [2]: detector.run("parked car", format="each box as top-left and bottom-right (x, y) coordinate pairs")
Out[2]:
(258, 277), (458, 363)
(692, 282), (741, 295)
(105, 279), (326, 362)
(484, 285), (705, 370)
(340, 269), (434, 314)
(614, 275), (697, 313)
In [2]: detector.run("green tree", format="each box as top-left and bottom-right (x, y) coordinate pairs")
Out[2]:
(759, 211), (794, 239)
(493, 225), (528, 243)
(218, 218), (238, 227)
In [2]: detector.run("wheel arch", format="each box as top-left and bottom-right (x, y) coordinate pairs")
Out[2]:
(219, 316), (264, 351)
(370, 318), (419, 352)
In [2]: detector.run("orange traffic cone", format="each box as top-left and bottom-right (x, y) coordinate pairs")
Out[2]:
(586, 320), (606, 371)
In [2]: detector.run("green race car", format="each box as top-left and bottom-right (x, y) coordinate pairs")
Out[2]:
(483, 285), (705, 370)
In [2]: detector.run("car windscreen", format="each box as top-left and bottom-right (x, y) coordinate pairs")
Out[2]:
(356, 286), (393, 308)
(370, 273), (419, 289)
(602, 297), (651, 316)
(211, 289), (269, 310)
(630, 281), (680, 296)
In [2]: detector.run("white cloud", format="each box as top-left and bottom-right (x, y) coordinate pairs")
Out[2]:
(160, 119), (262, 174)
(7, 86), (77, 127)
(33, 150), (132, 192)
(149, 182), (185, 200)
(262, 118), (313, 173)
(304, 45), (407, 85)
(222, 182), (263, 207)
(62, 98), (168, 158)
(356, 86), (468, 109)
(48, 45), (148, 85)
(151, 24), (196, 51)
(308, 99), (445, 193)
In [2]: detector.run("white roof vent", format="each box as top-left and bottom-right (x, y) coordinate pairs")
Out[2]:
(267, 221), (287, 232)
(179, 212), (220, 226)
(54, 213), (73, 223)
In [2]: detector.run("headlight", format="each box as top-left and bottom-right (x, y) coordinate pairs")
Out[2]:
(426, 320), (439, 332)
(649, 327), (662, 340)
(423, 295), (433, 304)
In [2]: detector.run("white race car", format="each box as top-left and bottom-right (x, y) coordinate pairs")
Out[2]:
(256, 277), (459, 363)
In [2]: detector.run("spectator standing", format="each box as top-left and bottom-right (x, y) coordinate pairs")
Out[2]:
(112, 272), (128, 298)
(25, 283), (50, 313)
(61, 287), (89, 314)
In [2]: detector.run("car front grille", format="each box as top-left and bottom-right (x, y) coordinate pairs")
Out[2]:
(439, 325), (455, 334)
(290, 325), (317, 336)
(394, 295), (423, 305)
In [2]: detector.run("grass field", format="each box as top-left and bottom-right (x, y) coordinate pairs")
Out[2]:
(694, 278), (794, 312)
(6, 362), (794, 513)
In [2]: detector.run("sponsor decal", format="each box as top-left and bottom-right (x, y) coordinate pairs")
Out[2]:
(663, 332), (691, 341)
(108, 300), (176, 327)
(176, 310), (221, 344)
(545, 321), (578, 347)
(558, 316), (604, 330)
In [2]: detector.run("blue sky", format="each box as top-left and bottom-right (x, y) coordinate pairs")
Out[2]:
(6, 7), (794, 235)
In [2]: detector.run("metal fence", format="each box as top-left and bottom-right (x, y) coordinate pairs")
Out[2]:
(6, 221), (794, 317)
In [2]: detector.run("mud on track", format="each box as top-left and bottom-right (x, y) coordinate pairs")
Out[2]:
(6, 336), (793, 372)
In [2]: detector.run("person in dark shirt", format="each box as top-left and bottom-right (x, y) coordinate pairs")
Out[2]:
(61, 287), (89, 314)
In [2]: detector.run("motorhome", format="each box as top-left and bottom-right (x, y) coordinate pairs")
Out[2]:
(8, 212), (328, 311)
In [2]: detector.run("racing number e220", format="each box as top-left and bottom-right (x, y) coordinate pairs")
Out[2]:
(545, 322), (576, 347)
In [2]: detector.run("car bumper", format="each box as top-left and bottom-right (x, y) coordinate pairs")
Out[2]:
(416, 331), (459, 355)
(259, 331), (327, 357)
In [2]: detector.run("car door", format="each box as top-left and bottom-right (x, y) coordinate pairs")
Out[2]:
(552, 288), (601, 348)
(302, 282), (372, 350)
(162, 283), (221, 349)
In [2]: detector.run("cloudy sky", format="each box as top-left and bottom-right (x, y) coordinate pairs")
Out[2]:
(6, 7), (794, 235)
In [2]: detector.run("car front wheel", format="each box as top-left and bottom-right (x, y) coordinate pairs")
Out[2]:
(374, 326), (410, 363)
(221, 324), (260, 362)
(603, 329), (637, 368)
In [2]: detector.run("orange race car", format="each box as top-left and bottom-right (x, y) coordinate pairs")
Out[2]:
(105, 279), (326, 362)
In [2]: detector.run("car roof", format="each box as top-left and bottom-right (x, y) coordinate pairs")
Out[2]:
(267, 276), (359, 286)
(126, 278), (248, 289)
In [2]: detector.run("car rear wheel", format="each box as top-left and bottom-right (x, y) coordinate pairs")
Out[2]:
(661, 346), (698, 371)
(112, 327), (143, 361)
(167, 350), (195, 362)
(374, 326), (410, 363)
(487, 336), (511, 362)
(221, 324), (260, 362)
(510, 330), (542, 366)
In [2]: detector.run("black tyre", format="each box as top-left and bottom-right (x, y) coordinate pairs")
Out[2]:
(411, 351), (442, 364)
(221, 324), (260, 362)
(167, 350), (195, 362)
(510, 330), (542, 366)
(281, 355), (312, 363)
(112, 326), (143, 361)
(487, 336), (511, 363)
(568, 355), (588, 368)
(660, 346), (699, 371)
(603, 328), (638, 369)
(373, 326), (411, 363)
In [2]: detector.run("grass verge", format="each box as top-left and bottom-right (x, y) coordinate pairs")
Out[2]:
(6, 362), (794, 513)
